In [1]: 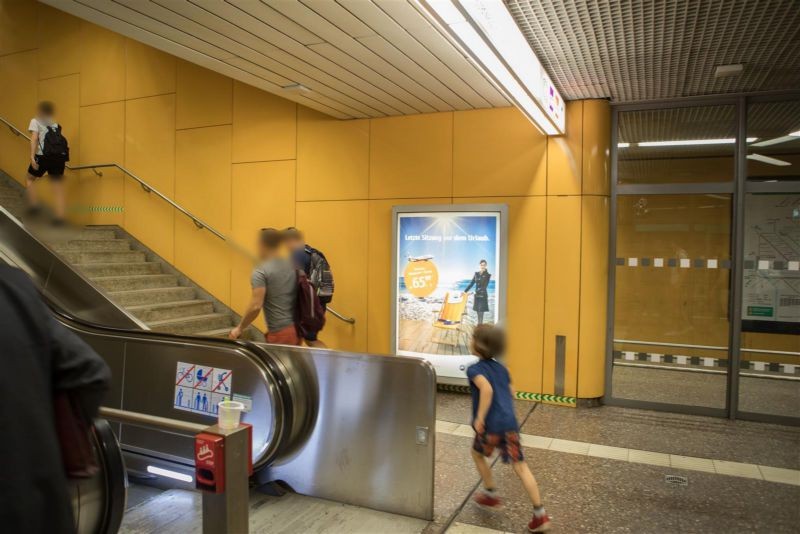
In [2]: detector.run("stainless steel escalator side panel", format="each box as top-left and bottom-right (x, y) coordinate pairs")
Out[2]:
(58, 317), (286, 470)
(261, 346), (437, 521)
(0, 208), (146, 329)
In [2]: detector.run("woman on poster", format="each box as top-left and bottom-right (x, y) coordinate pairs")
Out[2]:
(464, 259), (491, 325)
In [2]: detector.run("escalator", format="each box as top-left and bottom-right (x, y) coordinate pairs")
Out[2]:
(1, 207), (318, 530)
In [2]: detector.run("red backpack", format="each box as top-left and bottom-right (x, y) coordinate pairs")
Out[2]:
(295, 269), (326, 337)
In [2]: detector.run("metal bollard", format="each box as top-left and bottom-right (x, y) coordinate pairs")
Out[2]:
(198, 424), (252, 534)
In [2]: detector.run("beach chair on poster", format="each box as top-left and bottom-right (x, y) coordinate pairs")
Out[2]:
(432, 291), (468, 346)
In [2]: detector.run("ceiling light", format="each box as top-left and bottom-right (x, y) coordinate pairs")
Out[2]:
(617, 142), (630, 148)
(417, 0), (564, 135)
(638, 138), (756, 147)
(751, 135), (798, 148)
(714, 64), (744, 78)
(790, 130), (800, 137)
(747, 154), (791, 167)
(281, 83), (311, 95)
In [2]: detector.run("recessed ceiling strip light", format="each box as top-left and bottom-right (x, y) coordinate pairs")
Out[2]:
(638, 138), (757, 147)
(747, 153), (792, 167)
(416, 0), (565, 135)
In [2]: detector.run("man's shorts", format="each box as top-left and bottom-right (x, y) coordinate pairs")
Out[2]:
(473, 431), (524, 463)
(27, 155), (65, 179)
(265, 324), (301, 346)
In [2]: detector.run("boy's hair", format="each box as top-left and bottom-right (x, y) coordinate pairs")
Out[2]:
(259, 227), (283, 249)
(479, 259), (487, 265)
(37, 101), (55, 116)
(471, 324), (506, 360)
(282, 227), (304, 241)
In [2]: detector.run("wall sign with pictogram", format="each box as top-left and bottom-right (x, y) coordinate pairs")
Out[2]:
(174, 361), (233, 417)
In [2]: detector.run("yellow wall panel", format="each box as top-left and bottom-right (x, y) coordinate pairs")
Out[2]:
(453, 108), (547, 197)
(0, 0), (36, 56)
(174, 216), (231, 306)
(582, 99), (610, 195)
(547, 101), (583, 195)
(232, 81), (296, 163)
(231, 161), (295, 248)
(369, 113), (453, 199)
(455, 196), (547, 394)
(0, 50), (37, 184)
(297, 200), (369, 352)
(297, 107), (369, 201)
(37, 4), (81, 79)
(175, 125), (231, 232)
(366, 197), (446, 354)
(80, 23), (125, 106)
(78, 102), (124, 225)
(125, 39), (176, 99)
(124, 94), (175, 261)
(578, 196), (608, 398)
(176, 61), (232, 129)
(542, 196), (582, 396)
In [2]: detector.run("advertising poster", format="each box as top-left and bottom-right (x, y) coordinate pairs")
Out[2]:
(392, 206), (507, 382)
(742, 193), (800, 334)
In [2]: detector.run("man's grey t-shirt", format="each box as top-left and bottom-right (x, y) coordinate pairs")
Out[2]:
(251, 257), (297, 332)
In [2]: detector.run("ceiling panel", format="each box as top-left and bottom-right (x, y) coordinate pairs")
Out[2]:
(42, 0), (510, 119)
(507, 0), (800, 102)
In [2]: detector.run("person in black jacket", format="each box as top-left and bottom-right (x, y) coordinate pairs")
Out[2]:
(0, 265), (110, 534)
(464, 259), (492, 325)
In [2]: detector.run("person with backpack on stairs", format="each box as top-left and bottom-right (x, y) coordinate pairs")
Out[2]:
(283, 227), (334, 348)
(26, 101), (70, 224)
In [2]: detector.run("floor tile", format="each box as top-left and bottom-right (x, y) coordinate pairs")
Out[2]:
(712, 460), (762, 480)
(446, 522), (506, 534)
(453, 424), (476, 438)
(628, 449), (671, 467)
(587, 443), (629, 461)
(548, 438), (590, 455)
(437, 420), (460, 434)
(670, 455), (716, 473)
(759, 465), (800, 486)
(518, 434), (552, 450)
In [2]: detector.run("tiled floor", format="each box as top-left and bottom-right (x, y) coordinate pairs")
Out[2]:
(120, 393), (800, 533)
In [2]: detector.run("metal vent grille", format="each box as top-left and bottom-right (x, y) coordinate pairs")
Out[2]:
(665, 474), (689, 486)
(506, 0), (800, 102)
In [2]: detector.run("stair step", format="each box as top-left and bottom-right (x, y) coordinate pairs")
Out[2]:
(77, 262), (161, 277)
(148, 313), (232, 335)
(50, 239), (131, 252)
(92, 274), (178, 291)
(109, 286), (195, 306)
(61, 250), (145, 264)
(195, 328), (235, 338)
(128, 299), (214, 322)
(37, 227), (118, 241)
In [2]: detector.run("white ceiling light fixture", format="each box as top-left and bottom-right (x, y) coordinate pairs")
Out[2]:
(416, 0), (565, 135)
(638, 138), (757, 147)
(714, 64), (744, 78)
(617, 142), (630, 148)
(747, 154), (792, 167)
(281, 83), (311, 95)
(790, 130), (800, 137)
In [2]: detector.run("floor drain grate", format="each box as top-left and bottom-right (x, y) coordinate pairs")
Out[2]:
(665, 474), (688, 486)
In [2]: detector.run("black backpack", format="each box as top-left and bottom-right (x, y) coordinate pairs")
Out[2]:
(305, 245), (335, 304)
(42, 124), (70, 161)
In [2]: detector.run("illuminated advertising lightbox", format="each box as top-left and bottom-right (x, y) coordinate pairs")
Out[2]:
(391, 205), (507, 383)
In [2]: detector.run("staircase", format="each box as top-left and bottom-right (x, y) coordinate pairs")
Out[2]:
(0, 174), (257, 339)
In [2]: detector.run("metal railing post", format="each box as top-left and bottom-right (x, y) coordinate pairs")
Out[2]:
(201, 424), (251, 534)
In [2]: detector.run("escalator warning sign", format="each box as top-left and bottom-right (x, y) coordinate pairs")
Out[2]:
(174, 362), (233, 417)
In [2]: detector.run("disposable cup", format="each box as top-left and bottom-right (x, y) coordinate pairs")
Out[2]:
(217, 400), (245, 429)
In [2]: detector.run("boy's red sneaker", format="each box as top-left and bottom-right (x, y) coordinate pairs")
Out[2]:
(473, 490), (503, 509)
(527, 513), (551, 532)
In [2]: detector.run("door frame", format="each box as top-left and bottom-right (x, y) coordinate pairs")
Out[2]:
(604, 91), (800, 425)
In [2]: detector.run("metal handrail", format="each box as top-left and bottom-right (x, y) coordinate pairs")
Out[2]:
(614, 338), (799, 357)
(99, 406), (207, 434)
(2, 115), (356, 324)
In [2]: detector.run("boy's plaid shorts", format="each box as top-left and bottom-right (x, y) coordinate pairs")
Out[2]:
(472, 431), (524, 463)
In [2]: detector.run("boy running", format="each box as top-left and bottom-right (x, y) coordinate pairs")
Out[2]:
(467, 324), (551, 532)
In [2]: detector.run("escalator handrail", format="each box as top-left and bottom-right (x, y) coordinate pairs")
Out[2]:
(92, 419), (127, 534)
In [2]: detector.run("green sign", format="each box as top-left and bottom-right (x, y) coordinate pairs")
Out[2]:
(747, 306), (774, 317)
